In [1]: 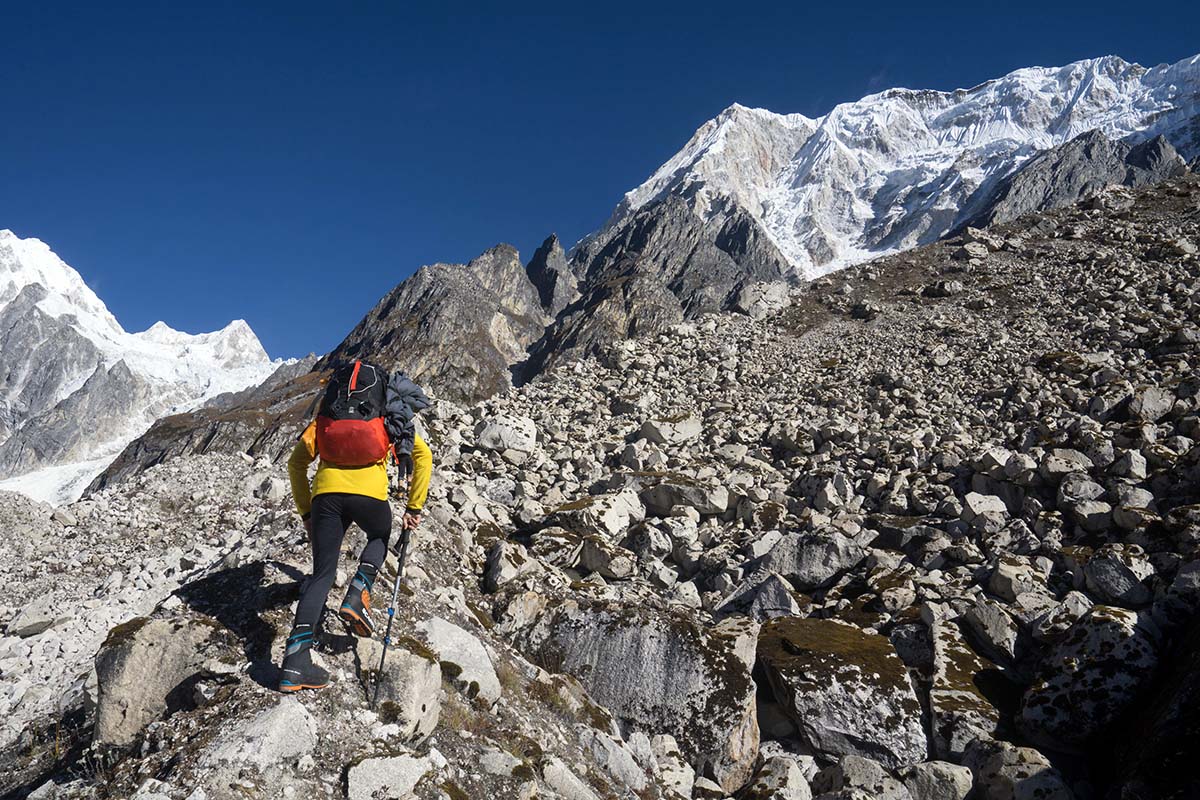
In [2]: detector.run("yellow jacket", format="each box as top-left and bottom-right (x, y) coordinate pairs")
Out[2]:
(288, 419), (432, 516)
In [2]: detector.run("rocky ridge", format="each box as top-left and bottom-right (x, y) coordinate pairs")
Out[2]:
(3, 176), (1198, 799)
(963, 131), (1189, 230)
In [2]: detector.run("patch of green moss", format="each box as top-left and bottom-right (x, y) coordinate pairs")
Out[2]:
(554, 496), (597, 512)
(528, 676), (573, 717)
(102, 617), (149, 649)
(392, 635), (437, 663)
(466, 601), (496, 630)
(759, 616), (911, 699)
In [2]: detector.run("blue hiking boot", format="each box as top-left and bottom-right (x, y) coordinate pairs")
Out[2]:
(278, 624), (330, 692)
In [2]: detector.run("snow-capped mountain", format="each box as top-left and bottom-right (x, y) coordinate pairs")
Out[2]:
(602, 53), (1200, 276)
(0, 230), (281, 503)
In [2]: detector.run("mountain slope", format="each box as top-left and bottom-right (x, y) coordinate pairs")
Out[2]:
(87, 242), (558, 490)
(80, 53), (1200, 488)
(0, 230), (280, 503)
(525, 195), (792, 373)
(6, 175), (1199, 800)
(604, 53), (1200, 277)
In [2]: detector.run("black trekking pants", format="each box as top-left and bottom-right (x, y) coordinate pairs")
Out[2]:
(292, 493), (392, 634)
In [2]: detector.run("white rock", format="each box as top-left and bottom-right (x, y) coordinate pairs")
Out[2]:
(475, 414), (538, 453)
(94, 617), (224, 747)
(733, 281), (791, 319)
(551, 487), (644, 539)
(415, 617), (501, 706)
(640, 415), (702, 446)
(902, 760), (973, 800)
(542, 756), (602, 800)
(742, 755), (813, 799)
(356, 637), (441, 740)
(478, 745), (523, 776)
(641, 479), (730, 516)
(513, 604), (759, 792)
(1019, 605), (1159, 751)
(346, 754), (432, 800)
(202, 697), (317, 771)
(962, 492), (1007, 520)
(6, 597), (66, 638)
(758, 617), (927, 770)
(579, 728), (648, 791)
(651, 734), (695, 799)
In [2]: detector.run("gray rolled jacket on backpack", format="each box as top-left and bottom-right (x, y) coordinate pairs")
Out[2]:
(384, 372), (431, 471)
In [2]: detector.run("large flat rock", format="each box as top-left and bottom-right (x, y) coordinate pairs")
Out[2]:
(94, 616), (232, 747)
(758, 617), (928, 770)
(511, 598), (759, 792)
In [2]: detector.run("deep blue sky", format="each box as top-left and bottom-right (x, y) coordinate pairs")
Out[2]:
(2, 2), (1195, 358)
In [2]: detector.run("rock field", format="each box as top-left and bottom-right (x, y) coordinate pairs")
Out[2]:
(2, 175), (1198, 799)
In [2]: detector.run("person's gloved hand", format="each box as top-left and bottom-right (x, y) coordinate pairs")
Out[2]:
(402, 511), (421, 530)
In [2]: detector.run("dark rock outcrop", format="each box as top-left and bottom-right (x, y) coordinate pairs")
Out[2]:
(963, 130), (1188, 229)
(0, 285), (104, 453)
(0, 360), (154, 477)
(321, 244), (549, 403)
(524, 195), (791, 374)
(525, 234), (578, 318)
(1105, 615), (1200, 799)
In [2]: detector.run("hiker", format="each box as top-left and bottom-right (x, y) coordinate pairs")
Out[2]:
(278, 360), (431, 692)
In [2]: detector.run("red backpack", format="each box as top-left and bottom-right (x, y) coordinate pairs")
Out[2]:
(314, 360), (391, 467)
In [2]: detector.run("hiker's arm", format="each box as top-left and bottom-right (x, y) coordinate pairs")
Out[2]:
(288, 422), (318, 517)
(405, 433), (432, 514)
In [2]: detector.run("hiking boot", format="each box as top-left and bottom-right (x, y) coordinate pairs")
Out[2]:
(338, 567), (376, 637)
(278, 625), (330, 693)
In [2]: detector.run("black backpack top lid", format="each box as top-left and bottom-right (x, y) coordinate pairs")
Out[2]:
(319, 360), (388, 421)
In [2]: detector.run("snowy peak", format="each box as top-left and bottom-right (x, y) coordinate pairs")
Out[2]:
(0, 229), (275, 391)
(0, 229), (123, 341)
(611, 52), (1200, 276)
(135, 318), (269, 371)
(616, 103), (816, 227)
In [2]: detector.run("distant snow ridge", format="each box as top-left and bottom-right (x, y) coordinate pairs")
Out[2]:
(610, 53), (1200, 276)
(0, 230), (281, 504)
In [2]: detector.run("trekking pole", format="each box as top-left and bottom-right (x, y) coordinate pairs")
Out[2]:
(372, 465), (412, 708)
(372, 525), (411, 707)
